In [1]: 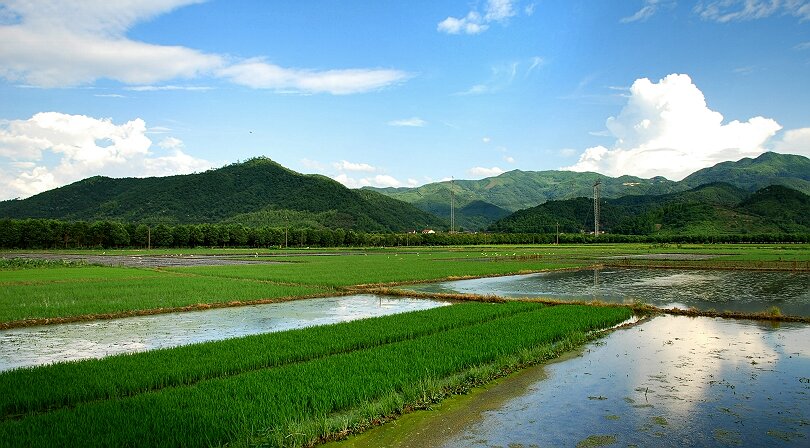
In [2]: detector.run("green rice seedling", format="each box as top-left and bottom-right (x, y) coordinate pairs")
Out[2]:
(0, 304), (632, 448)
(0, 301), (542, 417)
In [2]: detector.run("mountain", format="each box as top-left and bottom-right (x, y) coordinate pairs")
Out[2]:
(681, 152), (810, 195)
(0, 157), (444, 232)
(489, 182), (810, 235)
(367, 152), (810, 230)
(366, 170), (682, 230)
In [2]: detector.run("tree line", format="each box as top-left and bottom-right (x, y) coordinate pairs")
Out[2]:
(0, 218), (807, 250)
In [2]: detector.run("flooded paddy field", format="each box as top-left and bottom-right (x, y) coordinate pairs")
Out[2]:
(405, 267), (810, 315)
(337, 315), (810, 447)
(0, 295), (449, 371)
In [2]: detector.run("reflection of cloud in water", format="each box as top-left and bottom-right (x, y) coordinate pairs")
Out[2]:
(442, 315), (810, 447)
(631, 273), (720, 287)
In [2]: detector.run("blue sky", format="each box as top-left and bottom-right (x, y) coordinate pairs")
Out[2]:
(1, 0), (809, 200)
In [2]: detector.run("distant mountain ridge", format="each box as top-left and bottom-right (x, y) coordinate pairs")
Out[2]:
(367, 152), (810, 230)
(0, 157), (444, 232)
(489, 182), (810, 235)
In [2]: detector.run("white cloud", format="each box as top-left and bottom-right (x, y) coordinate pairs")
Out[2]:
(0, 2), (409, 94)
(438, 0), (521, 35)
(125, 85), (212, 92)
(621, 0), (675, 23)
(333, 160), (376, 172)
(0, 112), (212, 199)
(468, 166), (505, 177)
(332, 173), (404, 189)
(158, 136), (184, 150)
(773, 127), (810, 157)
(795, 41), (810, 50)
(217, 59), (410, 95)
(387, 117), (427, 127)
(504, 155), (516, 163)
(482, 137), (492, 143)
(300, 158), (327, 172)
(564, 74), (782, 180)
(559, 148), (578, 157)
(695, 0), (810, 22)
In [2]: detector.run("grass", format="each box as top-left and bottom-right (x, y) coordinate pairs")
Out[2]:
(0, 303), (633, 448)
(0, 301), (539, 418)
(0, 271), (329, 324)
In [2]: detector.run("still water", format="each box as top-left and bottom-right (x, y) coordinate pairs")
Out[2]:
(0, 295), (449, 371)
(336, 315), (810, 447)
(406, 268), (810, 315)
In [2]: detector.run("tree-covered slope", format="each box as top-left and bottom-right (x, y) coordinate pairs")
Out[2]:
(367, 152), (810, 230)
(0, 157), (444, 232)
(681, 152), (810, 195)
(489, 183), (810, 235)
(367, 170), (682, 230)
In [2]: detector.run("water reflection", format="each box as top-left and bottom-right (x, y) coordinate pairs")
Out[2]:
(0, 295), (448, 371)
(406, 268), (810, 315)
(443, 316), (810, 447)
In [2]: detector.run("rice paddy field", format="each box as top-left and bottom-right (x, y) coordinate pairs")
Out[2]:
(0, 243), (808, 447)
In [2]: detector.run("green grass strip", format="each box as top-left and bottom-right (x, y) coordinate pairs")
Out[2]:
(0, 305), (632, 447)
(0, 301), (541, 418)
(0, 275), (329, 323)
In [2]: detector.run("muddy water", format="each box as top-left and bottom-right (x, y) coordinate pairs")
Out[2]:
(406, 268), (810, 315)
(336, 315), (810, 447)
(0, 295), (449, 371)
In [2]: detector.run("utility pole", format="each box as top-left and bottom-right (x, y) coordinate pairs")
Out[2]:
(556, 222), (559, 245)
(450, 178), (455, 233)
(593, 180), (601, 237)
(148, 226), (151, 250)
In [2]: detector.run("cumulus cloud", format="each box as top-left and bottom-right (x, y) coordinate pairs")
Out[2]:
(773, 127), (810, 157)
(158, 136), (184, 150)
(564, 74), (782, 180)
(387, 117), (427, 127)
(695, 0), (810, 22)
(438, 0), (520, 35)
(468, 166), (505, 177)
(0, 1), (409, 94)
(333, 160), (376, 172)
(0, 112), (212, 199)
(333, 173), (405, 189)
(621, 0), (675, 23)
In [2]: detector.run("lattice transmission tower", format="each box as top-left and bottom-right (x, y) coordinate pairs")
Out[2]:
(593, 180), (601, 236)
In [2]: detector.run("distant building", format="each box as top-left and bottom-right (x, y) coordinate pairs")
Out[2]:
(421, 229), (436, 234)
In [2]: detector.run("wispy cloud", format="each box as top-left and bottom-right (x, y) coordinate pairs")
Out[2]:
(387, 117), (427, 127)
(795, 41), (810, 50)
(438, 0), (522, 35)
(125, 85), (212, 92)
(457, 57), (541, 95)
(621, 0), (676, 23)
(695, 0), (810, 22)
(0, 2), (410, 94)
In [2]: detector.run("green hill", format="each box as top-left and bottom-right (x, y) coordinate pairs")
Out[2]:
(367, 152), (810, 230)
(489, 183), (810, 235)
(681, 152), (810, 195)
(0, 157), (444, 232)
(366, 170), (682, 230)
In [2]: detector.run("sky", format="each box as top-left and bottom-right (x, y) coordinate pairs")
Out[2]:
(1, 0), (809, 200)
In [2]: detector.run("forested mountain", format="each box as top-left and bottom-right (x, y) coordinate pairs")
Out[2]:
(0, 157), (444, 232)
(368, 170), (681, 230)
(681, 152), (810, 194)
(489, 183), (810, 235)
(367, 152), (810, 230)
